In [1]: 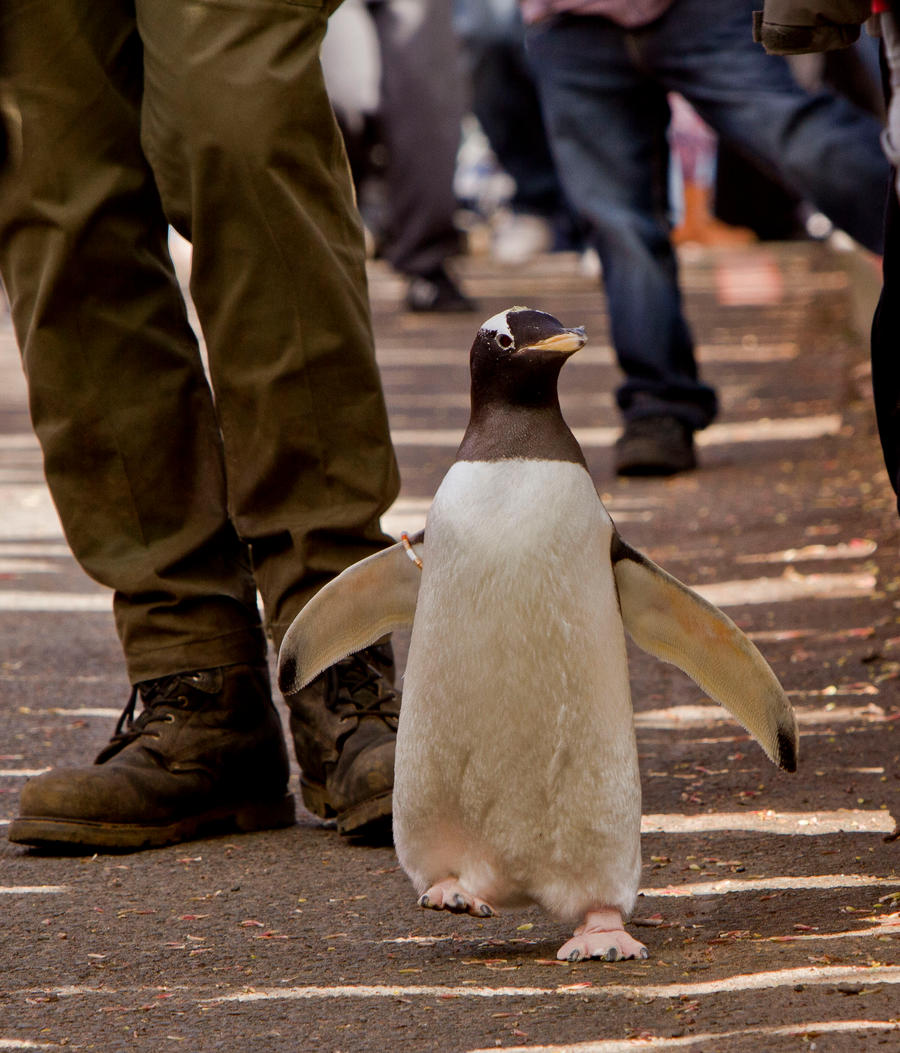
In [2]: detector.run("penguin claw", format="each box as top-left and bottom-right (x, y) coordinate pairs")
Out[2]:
(557, 911), (648, 963)
(417, 878), (497, 919)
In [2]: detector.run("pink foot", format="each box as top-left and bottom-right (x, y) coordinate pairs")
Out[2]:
(418, 878), (496, 918)
(556, 908), (649, 962)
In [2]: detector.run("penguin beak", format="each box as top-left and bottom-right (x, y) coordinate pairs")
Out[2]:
(522, 326), (587, 356)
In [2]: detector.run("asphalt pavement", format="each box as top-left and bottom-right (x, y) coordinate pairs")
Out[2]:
(1, 240), (898, 1052)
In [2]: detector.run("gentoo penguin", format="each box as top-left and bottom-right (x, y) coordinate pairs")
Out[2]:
(278, 307), (798, 962)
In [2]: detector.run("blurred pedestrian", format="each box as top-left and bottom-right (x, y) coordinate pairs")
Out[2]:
(0, 0), (403, 851)
(323, 0), (474, 312)
(522, 0), (890, 475)
(454, 0), (583, 265)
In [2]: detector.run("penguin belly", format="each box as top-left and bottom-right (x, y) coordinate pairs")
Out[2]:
(394, 459), (642, 924)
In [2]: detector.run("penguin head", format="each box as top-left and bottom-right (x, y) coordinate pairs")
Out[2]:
(469, 307), (587, 407)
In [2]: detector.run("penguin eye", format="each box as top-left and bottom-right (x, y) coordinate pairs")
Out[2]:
(495, 332), (514, 351)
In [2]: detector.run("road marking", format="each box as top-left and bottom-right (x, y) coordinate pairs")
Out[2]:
(736, 540), (877, 564)
(0, 559), (57, 574)
(467, 1019), (900, 1052)
(388, 416), (841, 448)
(641, 874), (900, 897)
(0, 886), (68, 895)
(695, 570), (875, 606)
(640, 810), (895, 834)
(634, 701), (886, 729)
(0, 1041), (57, 1051)
(0, 543), (70, 557)
(204, 964), (900, 1003)
(0, 591), (109, 612)
(0, 769), (50, 778)
(374, 344), (800, 367)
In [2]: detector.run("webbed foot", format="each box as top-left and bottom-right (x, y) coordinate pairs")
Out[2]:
(557, 908), (648, 962)
(418, 877), (496, 918)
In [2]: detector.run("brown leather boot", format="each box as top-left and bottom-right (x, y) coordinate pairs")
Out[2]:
(286, 641), (399, 836)
(9, 663), (295, 851)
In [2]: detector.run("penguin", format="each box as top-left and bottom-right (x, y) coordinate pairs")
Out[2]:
(278, 307), (798, 962)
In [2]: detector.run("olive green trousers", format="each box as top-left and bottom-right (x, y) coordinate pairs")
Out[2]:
(0, 0), (399, 682)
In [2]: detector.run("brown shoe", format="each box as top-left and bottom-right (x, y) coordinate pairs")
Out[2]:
(8, 663), (295, 851)
(285, 642), (399, 836)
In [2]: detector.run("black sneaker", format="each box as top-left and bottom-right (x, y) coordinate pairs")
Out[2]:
(614, 415), (697, 477)
(405, 266), (475, 313)
(285, 642), (399, 836)
(8, 664), (295, 851)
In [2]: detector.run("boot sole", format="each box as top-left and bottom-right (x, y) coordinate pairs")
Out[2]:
(8, 792), (296, 852)
(300, 779), (393, 836)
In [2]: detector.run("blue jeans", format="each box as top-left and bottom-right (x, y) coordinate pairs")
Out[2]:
(526, 0), (889, 430)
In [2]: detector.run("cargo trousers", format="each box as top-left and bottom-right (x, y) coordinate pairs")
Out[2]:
(0, 0), (400, 682)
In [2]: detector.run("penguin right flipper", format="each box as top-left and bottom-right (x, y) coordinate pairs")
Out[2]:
(277, 531), (424, 695)
(611, 535), (798, 772)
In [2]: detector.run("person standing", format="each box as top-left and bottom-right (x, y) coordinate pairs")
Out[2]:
(1, 0), (403, 850)
(522, 0), (889, 475)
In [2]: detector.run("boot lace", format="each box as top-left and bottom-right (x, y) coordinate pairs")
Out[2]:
(95, 674), (196, 763)
(328, 651), (399, 729)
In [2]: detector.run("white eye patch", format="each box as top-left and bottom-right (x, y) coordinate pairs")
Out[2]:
(479, 308), (515, 341)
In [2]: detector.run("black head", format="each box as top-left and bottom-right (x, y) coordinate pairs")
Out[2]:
(469, 307), (587, 407)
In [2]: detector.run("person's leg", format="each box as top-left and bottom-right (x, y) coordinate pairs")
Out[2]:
(648, 0), (889, 255)
(0, 4), (267, 681)
(526, 14), (716, 472)
(135, 0), (403, 835)
(137, 0), (400, 650)
(369, 0), (473, 311)
(0, 0), (291, 849)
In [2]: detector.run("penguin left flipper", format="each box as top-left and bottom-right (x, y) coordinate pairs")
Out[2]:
(277, 532), (424, 695)
(611, 535), (798, 772)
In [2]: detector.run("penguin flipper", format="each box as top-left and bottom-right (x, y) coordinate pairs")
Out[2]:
(277, 531), (424, 694)
(611, 535), (798, 772)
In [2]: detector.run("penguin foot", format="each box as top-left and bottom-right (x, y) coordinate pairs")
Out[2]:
(557, 909), (648, 963)
(418, 878), (496, 918)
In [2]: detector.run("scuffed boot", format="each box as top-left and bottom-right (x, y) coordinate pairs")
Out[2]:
(286, 641), (399, 837)
(9, 663), (295, 851)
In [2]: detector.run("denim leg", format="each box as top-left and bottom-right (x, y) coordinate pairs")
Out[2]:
(642, 0), (889, 254)
(526, 16), (718, 430)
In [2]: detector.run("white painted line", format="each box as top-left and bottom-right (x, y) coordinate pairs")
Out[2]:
(0, 886), (68, 895)
(467, 1019), (900, 1053)
(0, 1041), (58, 1051)
(0, 559), (58, 574)
(387, 416), (841, 448)
(0, 435), (40, 450)
(0, 485), (62, 540)
(640, 874), (900, 897)
(736, 540), (877, 564)
(0, 769), (50, 778)
(634, 702), (887, 729)
(695, 570), (875, 606)
(640, 810), (895, 835)
(47, 707), (120, 718)
(610, 965), (900, 999)
(0, 544), (70, 558)
(760, 916), (900, 943)
(205, 965), (900, 1004)
(0, 591), (109, 612)
(374, 344), (800, 367)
